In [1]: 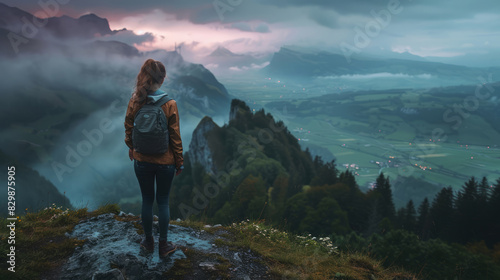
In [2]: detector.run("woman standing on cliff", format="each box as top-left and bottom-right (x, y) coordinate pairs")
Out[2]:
(124, 59), (184, 258)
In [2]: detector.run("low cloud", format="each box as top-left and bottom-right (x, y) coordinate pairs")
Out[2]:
(100, 29), (156, 46)
(230, 22), (252, 32)
(255, 23), (270, 33)
(229, 22), (271, 33)
(229, 61), (270, 71)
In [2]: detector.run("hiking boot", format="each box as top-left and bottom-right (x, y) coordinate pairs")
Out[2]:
(159, 240), (177, 257)
(140, 235), (154, 252)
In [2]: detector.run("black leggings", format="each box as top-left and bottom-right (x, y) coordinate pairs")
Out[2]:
(134, 159), (175, 241)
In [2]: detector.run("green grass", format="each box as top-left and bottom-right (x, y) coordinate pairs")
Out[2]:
(161, 246), (233, 280)
(175, 219), (415, 280)
(0, 202), (122, 280)
(386, 123), (416, 142)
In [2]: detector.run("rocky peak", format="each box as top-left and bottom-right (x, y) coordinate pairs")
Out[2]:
(152, 50), (185, 69)
(209, 46), (241, 57)
(77, 13), (115, 36)
(188, 116), (219, 175)
(44, 12), (116, 39)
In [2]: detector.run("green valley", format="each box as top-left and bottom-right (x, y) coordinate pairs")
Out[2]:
(226, 79), (500, 203)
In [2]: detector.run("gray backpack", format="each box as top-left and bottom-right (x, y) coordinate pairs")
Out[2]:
(132, 95), (172, 154)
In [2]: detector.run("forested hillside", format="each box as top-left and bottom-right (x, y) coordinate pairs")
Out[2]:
(150, 99), (500, 279)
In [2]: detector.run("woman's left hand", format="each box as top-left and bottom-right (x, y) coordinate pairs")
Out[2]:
(129, 149), (134, 161)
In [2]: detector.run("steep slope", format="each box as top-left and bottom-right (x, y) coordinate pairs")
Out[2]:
(0, 149), (72, 217)
(187, 116), (219, 175)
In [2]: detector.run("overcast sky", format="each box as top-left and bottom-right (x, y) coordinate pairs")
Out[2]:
(3, 0), (499, 65)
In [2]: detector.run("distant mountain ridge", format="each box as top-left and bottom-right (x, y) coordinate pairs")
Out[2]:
(203, 46), (272, 73)
(0, 2), (117, 40)
(265, 47), (500, 83)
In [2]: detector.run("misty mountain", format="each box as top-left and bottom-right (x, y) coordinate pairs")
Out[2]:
(0, 3), (225, 92)
(0, 4), (232, 210)
(146, 49), (230, 114)
(202, 46), (271, 74)
(0, 4), (230, 111)
(208, 46), (243, 58)
(45, 13), (118, 39)
(0, 4), (231, 123)
(357, 50), (429, 62)
(425, 50), (500, 68)
(281, 45), (428, 63)
(265, 47), (500, 83)
(82, 40), (140, 57)
(0, 2), (117, 41)
(0, 3), (139, 58)
(0, 26), (61, 56)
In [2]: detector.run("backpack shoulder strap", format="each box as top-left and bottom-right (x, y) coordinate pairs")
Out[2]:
(153, 95), (173, 107)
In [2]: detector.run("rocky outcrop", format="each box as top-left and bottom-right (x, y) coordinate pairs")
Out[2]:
(229, 99), (252, 122)
(188, 116), (219, 175)
(55, 212), (270, 280)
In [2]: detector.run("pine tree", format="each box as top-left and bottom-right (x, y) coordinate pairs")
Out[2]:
(416, 198), (431, 240)
(455, 177), (480, 243)
(339, 170), (367, 232)
(365, 197), (382, 236)
(374, 173), (396, 221)
(429, 187), (455, 241)
(339, 170), (357, 192)
(487, 178), (500, 245)
(477, 177), (490, 241)
(489, 178), (500, 205)
(396, 207), (407, 230)
(478, 177), (490, 201)
(310, 159), (337, 186)
(404, 200), (417, 233)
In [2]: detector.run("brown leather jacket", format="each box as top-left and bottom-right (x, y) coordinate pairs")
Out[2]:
(124, 97), (183, 168)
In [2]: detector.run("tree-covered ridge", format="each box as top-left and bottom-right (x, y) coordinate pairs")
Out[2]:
(167, 99), (500, 279)
(172, 99), (319, 223)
